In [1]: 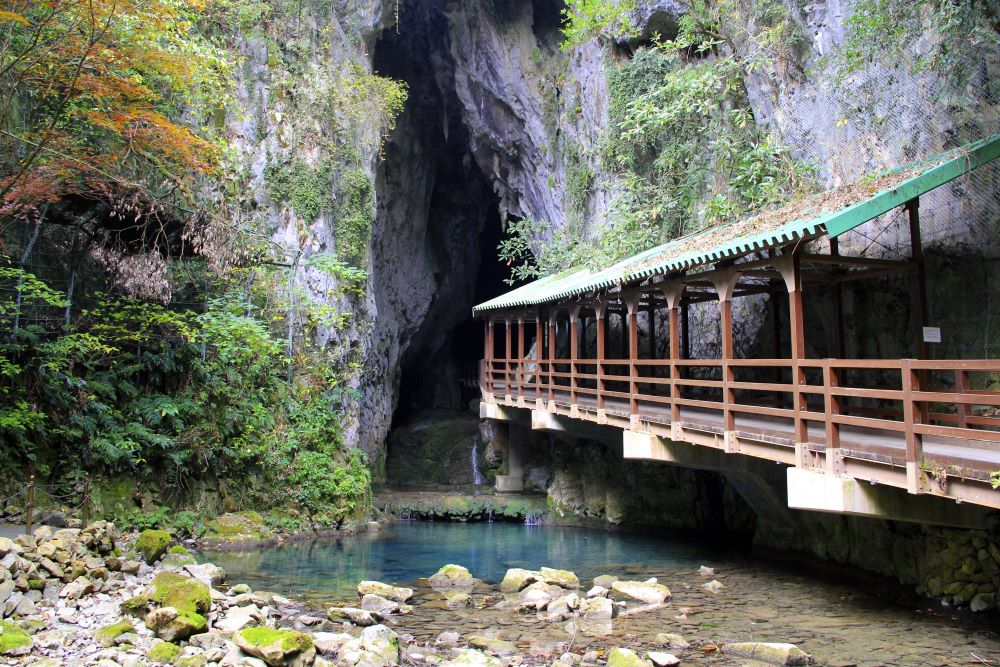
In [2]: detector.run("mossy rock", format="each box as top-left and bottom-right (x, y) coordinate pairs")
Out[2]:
(120, 595), (150, 618)
(147, 572), (211, 639)
(175, 656), (208, 667)
(235, 627), (315, 665)
(168, 545), (191, 556)
(0, 621), (32, 656)
(94, 619), (134, 647)
(147, 640), (182, 664)
(27, 579), (44, 591)
(386, 410), (491, 486)
(161, 545), (197, 568)
(150, 572), (211, 615)
(202, 512), (272, 545)
(136, 529), (171, 565)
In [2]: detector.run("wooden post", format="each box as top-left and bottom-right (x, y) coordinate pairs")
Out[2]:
(660, 282), (686, 429)
(956, 369), (970, 430)
(487, 319), (496, 395)
(517, 318), (525, 399)
(682, 302), (691, 360)
(777, 253), (808, 446)
(626, 294), (641, 417)
(569, 306), (581, 407)
(823, 362), (842, 475)
(534, 312), (543, 402)
(548, 314), (557, 403)
(908, 198), (929, 360)
(711, 271), (740, 441)
(504, 319), (512, 401)
(830, 237), (846, 359)
(25, 475), (34, 535)
(596, 304), (606, 411)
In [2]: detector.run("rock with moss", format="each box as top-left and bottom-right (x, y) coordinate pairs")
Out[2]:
(145, 572), (211, 641)
(161, 545), (197, 568)
(120, 595), (151, 618)
(721, 643), (813, 665)
(607, 648), (652, 667)
(440, 648), (503, 667)
(235, 627), (316, 667)
(93, 619), (134, 647)
(428, 564), (476, 590)
(538, 567), (580, 589)
(202, 512), (272, 546)
(176, 656), (208, 667)
(0, 620), (32, 656)
(357, 580), (413, 602)
(136, 529), (172, 565)
(147, 640), (182, 664)
(499, 568), (537, 592)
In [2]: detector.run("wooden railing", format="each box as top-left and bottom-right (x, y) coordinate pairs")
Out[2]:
(483, 355), (1000, 481)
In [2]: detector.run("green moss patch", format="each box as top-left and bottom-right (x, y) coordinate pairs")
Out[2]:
(202, 512), (272, 545)
(0, 621), (32, 655)
(136, 529), (171, 564)
(168, 545), (191, 556)
(149, 572), (210, 633)
(147, 640), (182, 664)
(238, 626), (314, 652)
(94, 619), (134, 646)
(120, 595), (150, 617)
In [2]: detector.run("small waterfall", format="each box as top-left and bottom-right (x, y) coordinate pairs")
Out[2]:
(471, 442), (485, 485)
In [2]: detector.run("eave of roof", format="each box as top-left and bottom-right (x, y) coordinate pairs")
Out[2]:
(473, 133), (1000, 316)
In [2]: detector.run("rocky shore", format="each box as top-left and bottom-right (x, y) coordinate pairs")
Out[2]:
(0, 522), (825, 667)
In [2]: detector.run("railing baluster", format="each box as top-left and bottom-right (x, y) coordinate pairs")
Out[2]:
(902, 359), (924, 494)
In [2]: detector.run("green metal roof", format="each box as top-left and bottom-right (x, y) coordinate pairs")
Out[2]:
(474, 133), (1000, 316)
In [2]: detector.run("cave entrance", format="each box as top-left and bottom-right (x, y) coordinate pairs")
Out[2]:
(373, 1), (509, 432)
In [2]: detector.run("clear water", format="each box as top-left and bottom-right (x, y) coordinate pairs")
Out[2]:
(203, 522), (715, 603)
(203, 521), (1000, 665)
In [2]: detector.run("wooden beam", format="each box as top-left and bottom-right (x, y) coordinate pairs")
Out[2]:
(801, 253), (915, 271)
(711, 270), (740, 436)
(830, 237), (846, 359)
(596, 304), (606, 411)
(548, 312), (557, 403)
(908, 198), (928, 359)
(569, 305), (581, 406)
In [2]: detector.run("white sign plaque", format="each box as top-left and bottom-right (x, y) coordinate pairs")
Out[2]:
(922, 327), (941, 343)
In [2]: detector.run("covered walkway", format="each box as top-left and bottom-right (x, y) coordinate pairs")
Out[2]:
(475, 134), (1000, 512)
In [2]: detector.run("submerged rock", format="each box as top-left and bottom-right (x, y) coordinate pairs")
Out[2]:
(654, 633), (689, 649)
(468, 635), (517, 654)
(360, 594), (400, 617)
(611, 580), (671, 604)
(702, 579), (724, 594)
(721, 642), (813, 665)
(578, 596), (616, 620)
(357, 580), (413, 603)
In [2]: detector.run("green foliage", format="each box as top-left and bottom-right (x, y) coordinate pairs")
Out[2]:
(561, 0), (639, 50)
(831, 0), (999, 86)
(117, 509), (173, 533)
(289, 448), (370, 522)
(334, 169), (375, 268)
(265, 160), (334, 222)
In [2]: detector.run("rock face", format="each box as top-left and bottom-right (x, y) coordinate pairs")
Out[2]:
(386, 411), (490, 487)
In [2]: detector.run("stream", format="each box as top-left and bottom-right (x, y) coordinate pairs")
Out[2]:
(203, 522), (1000, 665)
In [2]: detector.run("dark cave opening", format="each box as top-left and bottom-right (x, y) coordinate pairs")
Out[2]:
(373, 0), (510, 428)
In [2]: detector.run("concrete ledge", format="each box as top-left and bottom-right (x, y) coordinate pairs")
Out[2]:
(480, 402), (518, 421)
(786, 468), (989, 528)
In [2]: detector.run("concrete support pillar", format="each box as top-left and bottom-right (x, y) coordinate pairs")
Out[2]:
(496, 421), (526, 492)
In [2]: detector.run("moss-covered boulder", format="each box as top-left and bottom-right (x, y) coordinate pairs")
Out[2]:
(0, 621), (32, 656)
(136, 529), (171, 565)
(607, 648), (653, 667)
(428, 564), (476, 590)
(120, 595), (151, 618)
(500, 568), (537, 592)
(538, 567), (580, 589)
(611, 579), (671, 604)
(147, 640), (182, 664)
(145, 572), (210, 641)
(93, 619), (134, 647)
(161, 545), (198, 568)
(235, 627), (315, 667)
(202, 512), (272, 546)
